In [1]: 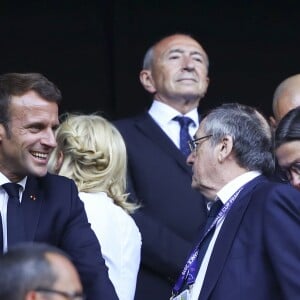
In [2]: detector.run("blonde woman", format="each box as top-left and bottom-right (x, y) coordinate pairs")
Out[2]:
(48, 114), (141, 300)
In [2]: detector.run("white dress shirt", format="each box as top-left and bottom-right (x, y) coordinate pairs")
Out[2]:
(190, 171), (261, 300)
(79, 191), (141, 300)
(148, 100), (199, 148)
(0, 172), (27, 253)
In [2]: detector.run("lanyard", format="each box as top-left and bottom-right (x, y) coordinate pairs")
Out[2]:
(172, 187), (243, 296)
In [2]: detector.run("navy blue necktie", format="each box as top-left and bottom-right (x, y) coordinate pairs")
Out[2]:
(196, 199), (223, 268)
(0, 212), (3, 253)
(173, 116), (194, 157)
(3, 183), (25, 249)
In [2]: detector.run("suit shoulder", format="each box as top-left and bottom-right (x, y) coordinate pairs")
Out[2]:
(39, 173), (77, 188)
(253, 178), (300, 202)
(114, 113), (148, 127)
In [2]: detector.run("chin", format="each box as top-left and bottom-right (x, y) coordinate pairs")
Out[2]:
(31, 168), (48, 178)
(191, 180), (201, 191)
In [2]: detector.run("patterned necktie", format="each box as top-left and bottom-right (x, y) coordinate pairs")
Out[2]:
(173, 116), (194, 157)
(2, 183), (25, 248)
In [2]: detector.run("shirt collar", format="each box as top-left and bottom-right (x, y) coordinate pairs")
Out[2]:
(0, 172), (27, 192)
(216, 171), (261, 205)
(148, 100), (199, 128)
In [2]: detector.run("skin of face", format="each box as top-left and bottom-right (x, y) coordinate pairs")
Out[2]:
(140, 34), (209, 111)
(0, 91), (59, 182)
(187, 123), (221, 200)
(276, 140), (300, 190)
(48, 253), (83, 299)
(276, 96), (299, 122)
(26, 253), (83, 300)
(273, 93), (300, 125)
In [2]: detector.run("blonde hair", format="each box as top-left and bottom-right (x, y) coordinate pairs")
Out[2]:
(48, 113), (137, 214)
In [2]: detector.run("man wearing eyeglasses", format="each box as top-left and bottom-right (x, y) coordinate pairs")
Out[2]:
(114, 33), (209, 299)
(275, 106), (300, 189)
(0, 242), (85, 300)
(171, 103), (300, 300)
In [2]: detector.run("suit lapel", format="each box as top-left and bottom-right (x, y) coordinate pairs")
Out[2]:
(199, 176), (266, 299)
(21, 176), (43, 242)
(135, 113), (192, 174)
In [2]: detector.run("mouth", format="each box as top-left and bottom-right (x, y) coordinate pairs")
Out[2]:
(177, 78), (197, 83)
(30, 151), (48, 161)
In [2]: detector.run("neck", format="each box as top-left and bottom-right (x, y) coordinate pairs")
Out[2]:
(155, 95), (200, 115)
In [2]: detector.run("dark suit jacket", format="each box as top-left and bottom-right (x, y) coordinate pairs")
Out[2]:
(115, 113), (207, 300)
(199, 175), (300, 300)
(20, 173), (118, 300)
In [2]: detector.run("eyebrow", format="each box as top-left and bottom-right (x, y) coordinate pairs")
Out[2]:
(280, 160), (300, 169)
(168, 48), (204, 56)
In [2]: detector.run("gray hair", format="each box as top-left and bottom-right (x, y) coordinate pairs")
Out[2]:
(142, 46), (154, 70)
(202, 103), (274, 175)
(0, 243), (68, 300)
(142, 34), (209, 70)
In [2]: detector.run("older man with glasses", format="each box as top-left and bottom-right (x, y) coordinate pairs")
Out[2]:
(172, 103), (300, 300)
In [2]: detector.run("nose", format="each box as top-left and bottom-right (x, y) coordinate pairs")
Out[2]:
(289, 172), (300, 191)
(41, 128), (57, 148)
(186, 151), (195, 166)
(182, 55), (195, 71)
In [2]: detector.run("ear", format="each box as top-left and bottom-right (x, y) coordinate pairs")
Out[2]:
(269, 116), (277, 129)
(206, 76), (210, 87)
(55, 150), (64, 174)
(0, 124), (6, 142)
(139, 70), (156, 94)
(202, 76), (210, 97)
(217, 136), (233, 162)
(25, 291), (40, 300)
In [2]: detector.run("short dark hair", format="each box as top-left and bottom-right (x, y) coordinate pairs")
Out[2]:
(0, 242), (69, 300)
(275, 106), (300, 148)
(0, 73), (62, 130)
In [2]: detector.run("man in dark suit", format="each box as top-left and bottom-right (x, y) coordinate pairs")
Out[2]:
(114, 34), (209, 299)
(172, 103), (300, 300)
(0, 73), (118, 300)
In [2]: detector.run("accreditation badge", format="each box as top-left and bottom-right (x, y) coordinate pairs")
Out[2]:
(171, 289), (191, 300)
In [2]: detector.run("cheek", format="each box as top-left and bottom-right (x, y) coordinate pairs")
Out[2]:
(275, 150), (285, 166)
(193, 157), (204, 176)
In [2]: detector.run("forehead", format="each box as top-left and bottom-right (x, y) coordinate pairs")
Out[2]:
(10, 91), (58, 121)
(154, 35), (207, 58)
(47, 253), (81, 288)
(195, 120), (206, 137)
(276, 96), (300, 121)
(276, 140), (300, 166)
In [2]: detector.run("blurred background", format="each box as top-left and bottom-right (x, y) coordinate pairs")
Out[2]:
(1, 0), (299, 120)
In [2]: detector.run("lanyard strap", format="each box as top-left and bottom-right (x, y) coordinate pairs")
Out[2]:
(172, 187), (243, 296)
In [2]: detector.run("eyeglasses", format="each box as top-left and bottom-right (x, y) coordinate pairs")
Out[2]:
(34, 288), (86, 300)
(276, 162), (300, 182)
(188, 135), (212, 152)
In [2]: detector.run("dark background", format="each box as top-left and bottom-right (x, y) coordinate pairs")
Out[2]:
(1, 0), (299, 120)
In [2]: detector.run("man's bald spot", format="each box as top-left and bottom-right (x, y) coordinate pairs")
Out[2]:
(273, 74), (300, 121)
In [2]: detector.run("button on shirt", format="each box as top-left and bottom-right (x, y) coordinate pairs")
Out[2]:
(189, 171), (261, 300)
(148, 100), (199, 148)
(0, 172), (26, 253)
